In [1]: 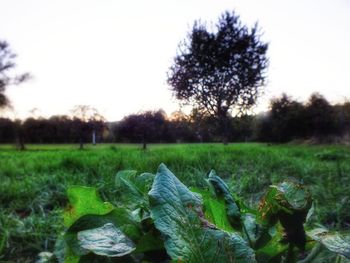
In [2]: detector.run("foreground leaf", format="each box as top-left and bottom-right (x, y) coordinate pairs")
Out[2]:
(64, 186), (114, 227)
(255, 224), (289, 263)
(208, 170), (242, 229)
(78, 223), (136, 257)
(64, 209), (141, 257)
(149, 164), (256, 263)
(258, 181), (312, 249)
(192, 187), (234, 232)
(307, 228), (350, 259)
(134, 231), (164, 253)
(115, 170), (155, 211)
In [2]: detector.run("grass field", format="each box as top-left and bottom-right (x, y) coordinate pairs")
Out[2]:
(1, 143), (350, 261)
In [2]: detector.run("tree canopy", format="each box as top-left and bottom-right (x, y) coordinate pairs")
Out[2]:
(167, 11), (269, 126)
(0, 40), (29, 108)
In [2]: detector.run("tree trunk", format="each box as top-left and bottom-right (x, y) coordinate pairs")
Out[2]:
(219, 114), (230, 145)
(15, 123), (26, 151)
(142, 134), (147, 150)
(16, 136), (25, 151)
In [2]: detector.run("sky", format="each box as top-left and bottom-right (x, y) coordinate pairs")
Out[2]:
(1, 0), (350, 121)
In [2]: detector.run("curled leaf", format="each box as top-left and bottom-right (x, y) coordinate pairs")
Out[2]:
(208, 170), (242, 229)
(258, 181), (312, 250)
(307, 228), (350, 259)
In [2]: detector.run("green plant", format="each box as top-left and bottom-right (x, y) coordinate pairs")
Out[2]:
(27, 164), (350, 262)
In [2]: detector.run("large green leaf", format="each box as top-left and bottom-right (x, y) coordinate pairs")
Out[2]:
(62, 187), (141, 260)
(77, 223), (136, 257)
(64, 186), (114, 227)
(307, 228), (350, 259)
(149, 164), (256, 263)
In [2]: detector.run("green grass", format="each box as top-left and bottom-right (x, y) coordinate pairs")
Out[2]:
(1, 143), (350, 261)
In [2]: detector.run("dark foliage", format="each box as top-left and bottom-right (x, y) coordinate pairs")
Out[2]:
(1, 94), (350, 144)
(0, 116), (106, 145)
(254, 93), (350, 142)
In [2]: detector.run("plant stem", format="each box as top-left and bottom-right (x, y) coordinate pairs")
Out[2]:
(297, 243), (322, 263)
(286, 244), (296, 263)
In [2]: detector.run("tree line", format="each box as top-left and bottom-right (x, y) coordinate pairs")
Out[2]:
(255, 93), (350, 143)
(1, 93), (349, 146)
(1, 11), (349, 147)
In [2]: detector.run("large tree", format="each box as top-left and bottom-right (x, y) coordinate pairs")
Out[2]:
(167, 11), (269, 143)
(0, 40), (29, 150)
(0, 41), (29, 108)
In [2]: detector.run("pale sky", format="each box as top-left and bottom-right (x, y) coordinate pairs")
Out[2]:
(1, 0), (349, 121)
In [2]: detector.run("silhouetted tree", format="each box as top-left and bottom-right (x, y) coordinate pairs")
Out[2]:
(0, 118), (15, 143)
(0, 40), (30, 150)
(70, 105), (105, 149)
(167, 11), (269, 143)
(188, 108), (221, 142)
(230, 114), (255, 142)
(305, 93), (336, 137)
(168, 111), (197, 142)
(334, 102), (350, 137)
(0, 41), (30, 108)
(269, 94), (306, 142)
(116, 110), (167, 149)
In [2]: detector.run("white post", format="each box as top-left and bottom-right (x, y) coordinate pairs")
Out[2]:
(92, 130), (96, 145)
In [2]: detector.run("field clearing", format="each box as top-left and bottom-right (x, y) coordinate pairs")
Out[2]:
(1, 143), (350, 261)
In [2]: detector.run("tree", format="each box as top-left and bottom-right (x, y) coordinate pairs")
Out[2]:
(0, 41), (29, 108)
(0, 40), (30, 150)
(268, 94), (306, 142)
(167, 11), (269, 143)
(70, 105), (105, 149)
(116, 110), (167, 149)
(305, 93), (336, 137)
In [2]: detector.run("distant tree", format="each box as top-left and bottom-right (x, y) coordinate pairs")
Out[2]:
(230, 114), (255, 142)
(188, 108), (219, 142)
(70, 105), (105, 149)
(167, 11), (269, 143)
(268, 94), (306, 142)
(116, 110), (167, 149)
(334, 102), (350, 136)
(168, 110), (197, 142)
(0, 118), (15, 143)
(48, 115), (73, 143)
(305, 93), (336, 137)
